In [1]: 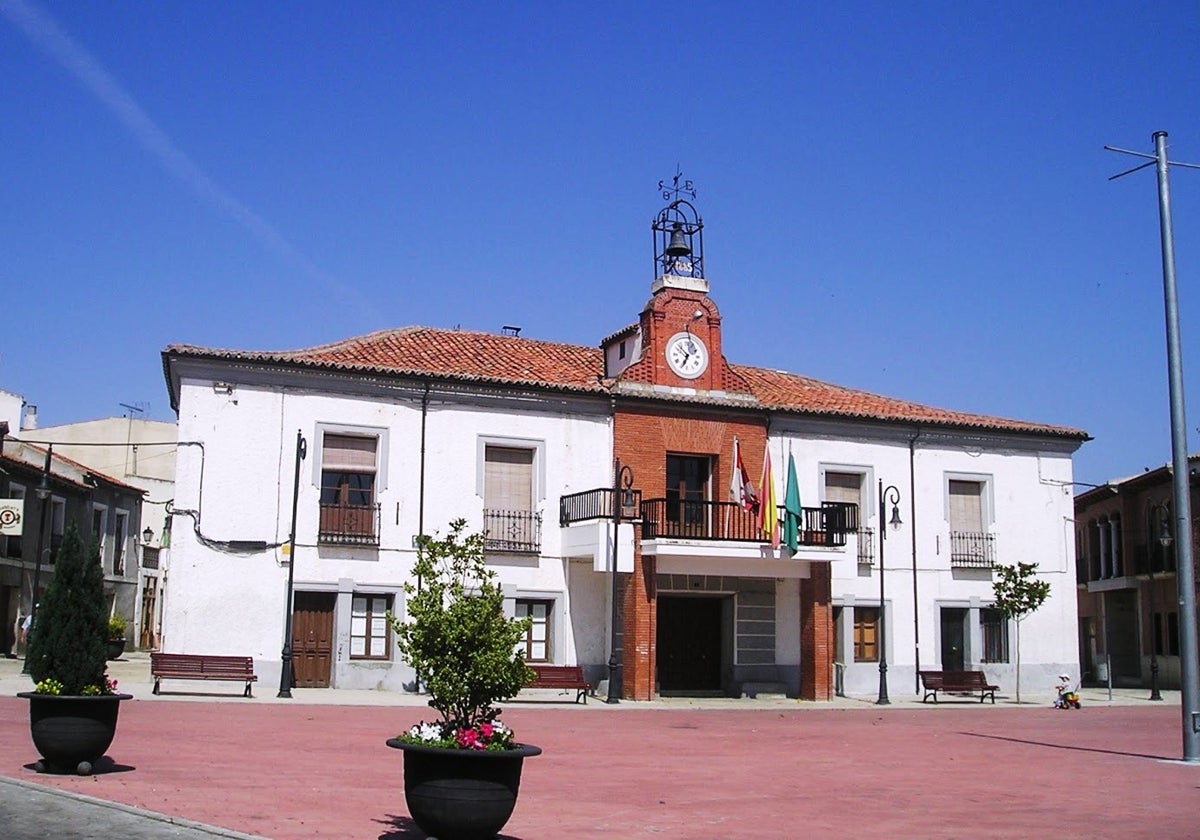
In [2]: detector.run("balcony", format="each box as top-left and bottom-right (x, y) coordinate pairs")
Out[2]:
(1132, 542), (1176, 576)
(950, 531), (995, 568)
(641, 499), (857, 545)
(318, 502), (381, 546)
(559, 487), (643, 526)
(560, 489), (857, 550)
(484, 508), (542, 554)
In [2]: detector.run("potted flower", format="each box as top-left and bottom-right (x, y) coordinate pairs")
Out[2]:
(106, 613), (128, 660)
(19, 522), (132, 775)
(386, 518), (539, 840)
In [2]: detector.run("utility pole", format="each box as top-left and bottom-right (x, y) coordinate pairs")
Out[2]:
(1106, 132), (1200, 762)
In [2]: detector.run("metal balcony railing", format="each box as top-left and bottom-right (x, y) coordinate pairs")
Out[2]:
(640, 499), (857, 546)
(318, 502), (381, 546)
(559, 487), (644, 526)
(484, 508), (542, 554)
(949, 531), (995, 568)
(1132, 542), (1176, 575)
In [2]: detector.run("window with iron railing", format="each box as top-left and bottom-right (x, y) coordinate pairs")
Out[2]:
(980, 607), (1009, 662)
(857, 527), (875, 565)
(949, 531), (995, 568)
(318, 502), (381, 546)
(483, 508), (542, 553)
(319, 433), (380, 545)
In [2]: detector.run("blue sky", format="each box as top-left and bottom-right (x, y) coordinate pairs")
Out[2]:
(2, 0), (1198, 487)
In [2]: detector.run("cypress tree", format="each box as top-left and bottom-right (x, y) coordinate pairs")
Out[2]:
(26, 522), (109, 694)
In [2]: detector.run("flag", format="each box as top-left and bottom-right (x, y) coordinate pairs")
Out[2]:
(729, 438), (759, 513)
(757, 446), (779, 548)
(783, 452), (802, 553)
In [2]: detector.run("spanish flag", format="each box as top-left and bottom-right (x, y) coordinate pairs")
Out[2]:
(757, 446), (779, 548)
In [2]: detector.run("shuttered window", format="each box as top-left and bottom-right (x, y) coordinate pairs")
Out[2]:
(948, 480), (984, 532)
(321, 435), (377, 507)
(854, 607), (879, 662)
(824, 472), (862, 507)
(484, 446), (533, 511)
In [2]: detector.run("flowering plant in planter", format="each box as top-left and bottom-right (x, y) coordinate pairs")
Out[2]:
(389, 518), (533, 750)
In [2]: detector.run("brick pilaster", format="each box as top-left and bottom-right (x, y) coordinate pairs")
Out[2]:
(800, 563), (833, 700)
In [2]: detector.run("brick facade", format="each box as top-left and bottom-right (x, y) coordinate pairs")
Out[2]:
(800, 562), (833, 700)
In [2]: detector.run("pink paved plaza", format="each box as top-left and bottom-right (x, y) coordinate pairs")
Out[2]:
(1, 694), (1197, 839)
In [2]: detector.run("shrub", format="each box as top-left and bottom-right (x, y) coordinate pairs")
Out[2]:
(107, 614), (127, 640)
(26, 523), (110, 695)
(389, 519), (532, 747)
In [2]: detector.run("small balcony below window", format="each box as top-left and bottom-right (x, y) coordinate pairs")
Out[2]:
(484, 508), (542, 554)
(950, 531), (995, 568)
(318, 502), (381, 546)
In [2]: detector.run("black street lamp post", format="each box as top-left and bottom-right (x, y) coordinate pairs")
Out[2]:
(607, 459), (635, 704)
(877, 480), (902, 705)
(1150, 505), (1172, 702)
(278, 431), (307, 699)
(22, 446), (53, 676)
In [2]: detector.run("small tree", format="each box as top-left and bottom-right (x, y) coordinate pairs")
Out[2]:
(391, 519), (532, 743)
(26, 523), (109, 695)
(991, 561), (1051, 704)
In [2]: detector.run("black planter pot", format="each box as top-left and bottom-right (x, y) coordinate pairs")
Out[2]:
(18, 692), (133, 775)
(386, 738), (541, 840)
(106, 638), (126, 660)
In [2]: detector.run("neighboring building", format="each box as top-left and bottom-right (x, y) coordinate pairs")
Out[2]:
(159, 194), (1087, 699)
(33, 417), (177, 649)
(1074, 457), (1200, 689)
(0, 431), (147, 658)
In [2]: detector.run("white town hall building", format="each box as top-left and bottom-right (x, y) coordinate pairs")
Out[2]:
(159, 192), (1087, 700)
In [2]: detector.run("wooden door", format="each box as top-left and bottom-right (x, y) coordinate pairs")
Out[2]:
(656, 596), (723, 692)
(293, 592), (336, 688)
(940, 607), (966, 671)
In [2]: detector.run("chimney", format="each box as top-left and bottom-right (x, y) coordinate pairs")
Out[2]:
(22, 404), (37, 431)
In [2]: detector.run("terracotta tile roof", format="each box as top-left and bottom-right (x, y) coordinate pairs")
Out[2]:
(165, 327), (607, 394)
(164, 327), (1087, 440)
(734, 365), (1087, 439)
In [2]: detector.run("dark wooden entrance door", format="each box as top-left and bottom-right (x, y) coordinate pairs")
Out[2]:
(940, 607), (967, 671)
(292, 592), (335, 688)
(656, 596), (723, 692)
(1105, 590), (1139, 684)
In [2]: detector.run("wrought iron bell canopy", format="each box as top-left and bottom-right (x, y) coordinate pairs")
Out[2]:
(652, 171), (704, 280)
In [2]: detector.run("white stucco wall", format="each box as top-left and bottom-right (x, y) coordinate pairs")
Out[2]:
(769, 421), (1079, 697)
(163, 372), (613, 689)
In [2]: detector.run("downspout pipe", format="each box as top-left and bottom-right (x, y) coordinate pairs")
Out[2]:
(909, 426), (922, 694)
(417, 382), (430, 592)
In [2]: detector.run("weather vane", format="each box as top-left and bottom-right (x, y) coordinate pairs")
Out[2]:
(658, 166), (696, 202)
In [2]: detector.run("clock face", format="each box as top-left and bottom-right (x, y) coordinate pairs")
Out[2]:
(665, 332), (708, 379)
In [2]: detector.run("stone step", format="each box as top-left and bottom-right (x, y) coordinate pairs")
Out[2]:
(741, 681), (788, 699)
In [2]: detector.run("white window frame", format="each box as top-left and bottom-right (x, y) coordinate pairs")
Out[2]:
(943, 473), (994, 531)
(91, 503), (109, 565)
(476, 436), (546, 504)
(515, 598), (553, 663)
(311, 423), (389, 493)
(349, 592), (392, 660)
(113, 509), (130, 576)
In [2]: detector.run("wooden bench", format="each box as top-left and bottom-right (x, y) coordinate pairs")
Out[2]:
(525, 664), (592, 704)
(919, 670), (998, 704)
(151, 652), (258, 697)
